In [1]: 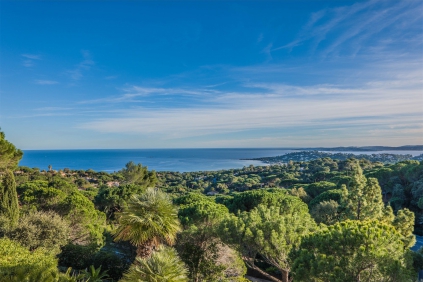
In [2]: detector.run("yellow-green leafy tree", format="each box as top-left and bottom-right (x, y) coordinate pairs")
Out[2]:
(0, 237), (60, 282)
(291, 220), (414, 282)
(220, 195), (317, 282)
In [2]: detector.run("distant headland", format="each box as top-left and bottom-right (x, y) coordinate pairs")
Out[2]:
(291, 145), (423, 152)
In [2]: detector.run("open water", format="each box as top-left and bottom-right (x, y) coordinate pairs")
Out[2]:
(19, 148), (295, 172)
(19, 149), (423, 173)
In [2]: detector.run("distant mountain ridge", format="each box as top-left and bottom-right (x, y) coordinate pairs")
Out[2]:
(295, 145), (423, 151)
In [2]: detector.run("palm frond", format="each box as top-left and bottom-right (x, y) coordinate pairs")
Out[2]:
(120, 246), (188, 282)
(114, 188), (181, 248)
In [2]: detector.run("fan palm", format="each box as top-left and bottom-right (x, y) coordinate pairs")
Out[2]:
(114, 188), (181, 257)
(120, 246), (188, 282)
(82, 265), (109, 282)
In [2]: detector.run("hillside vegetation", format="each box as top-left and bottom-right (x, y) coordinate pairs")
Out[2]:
(1, 131), (423, 281)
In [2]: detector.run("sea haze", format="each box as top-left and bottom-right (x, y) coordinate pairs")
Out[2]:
(20, 149), (423, 173)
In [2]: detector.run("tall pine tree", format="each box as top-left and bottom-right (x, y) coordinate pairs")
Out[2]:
(341, 160), (384, 221)
(0, 170), (19, 225)
(0, 131), (22, 226)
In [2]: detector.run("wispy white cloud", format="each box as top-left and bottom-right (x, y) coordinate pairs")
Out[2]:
(22, 54), (41, 60)
(79, 85), (219, 104)
(76, 47), (422, 145)
(79, 50), (95, 69)
(23, 60), (35, 67)
(272, 0), (423, 58)
(78, 68), (423, 143)
(34, 107), (73, 111)
(257, 33), (264, 43)
(66, 50), (95, 80)
(21, 53), (41, 67)
(34, 79), (59, 85)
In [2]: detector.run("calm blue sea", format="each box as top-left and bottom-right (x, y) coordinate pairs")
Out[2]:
(19, 149), (296, 172)
(19, 149), (423, 173)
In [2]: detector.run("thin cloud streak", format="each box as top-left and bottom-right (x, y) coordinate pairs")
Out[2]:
(78, 82), (422, 140)
(34, 79), (59, 85)
(272, 0), (423, 58)
(66, 50), (95, 80)
(21, 54), (41, 60)
(21, 53), (41, 67)
(79, 85), (220, 104)
(77, 53), (423, 142)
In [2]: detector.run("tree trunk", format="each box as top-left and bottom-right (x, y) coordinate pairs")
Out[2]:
(249, 265), (283, 282)
(281, 269), (289, 282)
(136, 241), (155, 258)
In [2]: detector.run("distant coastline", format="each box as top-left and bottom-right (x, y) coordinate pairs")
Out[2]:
(19, 147), (423, 173)
(292, 145), (423, 152)
(244, 150), (423, 164)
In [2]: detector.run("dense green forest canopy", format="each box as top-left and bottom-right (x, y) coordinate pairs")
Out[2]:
(1, 131), (423, 281)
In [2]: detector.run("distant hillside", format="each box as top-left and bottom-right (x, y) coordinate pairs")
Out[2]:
(294, 145), (423, 152)
(245, 151), (423, 164)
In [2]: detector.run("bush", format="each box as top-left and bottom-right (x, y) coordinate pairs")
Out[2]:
(58, 243), (97, 270)
(0, 237), (59, 282)
(8, 210), (70, 255)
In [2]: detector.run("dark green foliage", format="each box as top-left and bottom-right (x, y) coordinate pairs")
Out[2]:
(0, 131), (23, 171)
(18, 180), (66, 211)
(365, 167), (394, 188)
(329, 174), (352, 187)
(310, 200), (340, 225)
(308, 189), (343, 207)
(214, 194), (234, 206)
(178, 199), (229, 226)
(225, 188), (288, 213)
(304, 181), (337, 198)
(92, 250), (133, 281)
(48, 179), (78, 194)
(79, 188), (98, 201)
(95, 163), (158, 219)
(391, 183), (406, 210)
(58, 243), (98, 270)
(0, 170), (19, 226)
(58, 191), (107, 246)
(58, 243), (134, 281)
(411, 249), (423, 273)
(173, 192), (213, 206)
(95, 183), (147, 218)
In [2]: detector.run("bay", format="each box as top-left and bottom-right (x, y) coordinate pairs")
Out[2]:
(19, 149), (423, 173)
(20, 148), (296, 172)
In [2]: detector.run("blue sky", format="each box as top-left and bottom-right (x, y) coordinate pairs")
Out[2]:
(1, 0), (422, 149)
